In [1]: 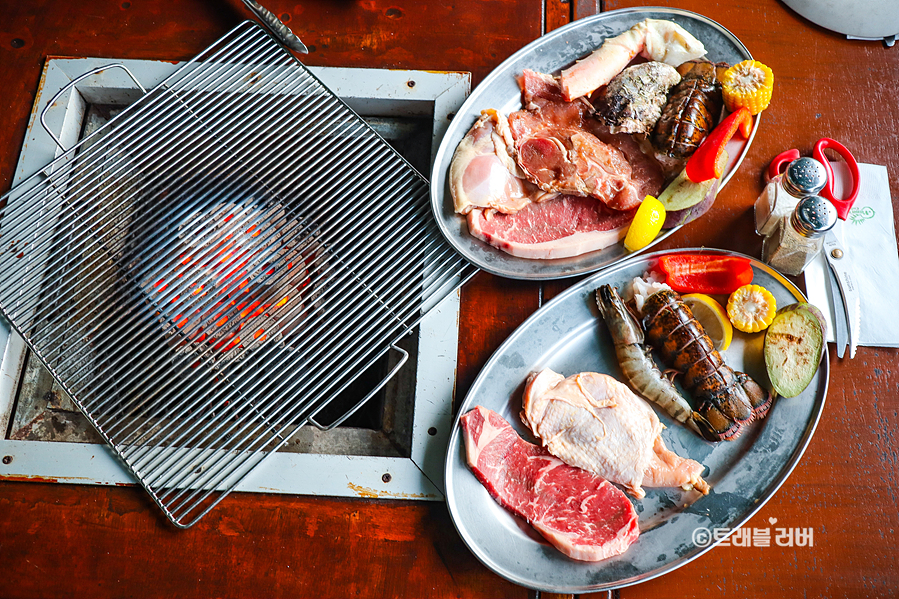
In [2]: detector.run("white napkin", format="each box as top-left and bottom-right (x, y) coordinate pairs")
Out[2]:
(804, 162), (899, 347)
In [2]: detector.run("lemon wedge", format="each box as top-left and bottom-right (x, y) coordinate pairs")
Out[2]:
(683, 293), (733, 352)
(624, 195), (666, 252)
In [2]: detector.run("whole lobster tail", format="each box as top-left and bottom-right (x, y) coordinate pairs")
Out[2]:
(691, 368), (754, 425)
(639, 288), (768, 442)
(651, 60), (724, 158)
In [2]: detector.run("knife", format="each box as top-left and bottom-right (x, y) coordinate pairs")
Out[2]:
(241, 0), (309, 53)
(822, 230), (861, 359)
(828, 259), (849, 357)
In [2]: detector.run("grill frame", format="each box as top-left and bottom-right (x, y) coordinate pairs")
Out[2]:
(0, 22), (476, 527)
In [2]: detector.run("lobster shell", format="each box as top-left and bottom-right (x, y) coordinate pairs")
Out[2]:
(641, 289), (764, 437)
(651, 60), (724, 159)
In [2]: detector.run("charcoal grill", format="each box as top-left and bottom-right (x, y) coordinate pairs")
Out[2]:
(0, 21), (476, 527)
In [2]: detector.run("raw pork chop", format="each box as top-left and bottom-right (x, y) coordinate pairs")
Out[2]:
(449, 109), (550, 215)
(509, 73), (641, 211)
(460, 405), (640, 562)
(467, 195), (635, 259)
(521, 369), (709, 498)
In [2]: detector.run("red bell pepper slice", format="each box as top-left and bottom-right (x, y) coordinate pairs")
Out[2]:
(657, 254), (754, 295)
(685, 107), (753, 183)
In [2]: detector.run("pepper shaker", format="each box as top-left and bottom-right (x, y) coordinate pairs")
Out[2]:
(755, 157), (829, 237)
(762, 195), (837, 275)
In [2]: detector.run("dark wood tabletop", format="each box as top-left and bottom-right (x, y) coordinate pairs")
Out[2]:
(1, 1), (897, 597)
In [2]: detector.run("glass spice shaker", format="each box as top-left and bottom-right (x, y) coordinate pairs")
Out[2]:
(762, 195), (837, 276)
(755, 157), (829, 237)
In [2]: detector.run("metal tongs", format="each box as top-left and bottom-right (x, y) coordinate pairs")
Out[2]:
(240, 0), (309, 53)
(769, 138), (861, 359)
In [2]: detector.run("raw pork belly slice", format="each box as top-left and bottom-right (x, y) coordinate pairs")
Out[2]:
(467, 195), (635, 259)
(460, 406), (640, 562)
(521, 369), (709, 499)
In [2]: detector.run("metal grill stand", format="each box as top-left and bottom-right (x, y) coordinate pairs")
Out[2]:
(0, 21), (476, 527)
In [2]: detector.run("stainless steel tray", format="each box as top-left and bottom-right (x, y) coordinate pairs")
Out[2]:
(444, 248), (828, 592)
(430, 8), (758, 280)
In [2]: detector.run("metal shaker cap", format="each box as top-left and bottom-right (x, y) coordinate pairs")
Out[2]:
(783, 157), (828, 198)
(791, 195), (837, 238)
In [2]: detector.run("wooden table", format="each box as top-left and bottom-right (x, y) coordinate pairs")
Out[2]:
(1, 1), (897, 597)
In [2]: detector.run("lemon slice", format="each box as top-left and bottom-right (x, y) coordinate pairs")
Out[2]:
(624, 195), (666, 252)
(683, 293), (733, 352)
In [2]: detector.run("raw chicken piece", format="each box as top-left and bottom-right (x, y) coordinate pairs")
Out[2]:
(521, 368), (710, 498)
(560, 18), (706, 102)
(596, 61), (682, 134)
(449, 110), (551, 215)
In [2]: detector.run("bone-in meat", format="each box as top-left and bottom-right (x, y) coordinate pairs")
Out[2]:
(588, 121), (665, 204)
(460, 405), (640, 562)
(508, 70), (647, 211)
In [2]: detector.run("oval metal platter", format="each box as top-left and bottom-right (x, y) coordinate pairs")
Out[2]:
(429, 8), (758, 280)
(444, 248), (828, 592)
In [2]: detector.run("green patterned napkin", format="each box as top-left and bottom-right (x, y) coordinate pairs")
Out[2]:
(805, 162), (898, 347)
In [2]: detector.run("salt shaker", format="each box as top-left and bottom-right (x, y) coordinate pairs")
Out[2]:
(762, 195), (837, 275)
(755, 157), (829, 237)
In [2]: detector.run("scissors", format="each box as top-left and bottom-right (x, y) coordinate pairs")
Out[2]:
(769, 138), (861, 359)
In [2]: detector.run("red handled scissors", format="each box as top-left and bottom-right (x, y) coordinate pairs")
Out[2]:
(767, 138), (860, 219)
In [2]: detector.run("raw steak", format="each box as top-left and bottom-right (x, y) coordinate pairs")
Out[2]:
(460, 406), (640, 562)
(467, 195), (635, 259)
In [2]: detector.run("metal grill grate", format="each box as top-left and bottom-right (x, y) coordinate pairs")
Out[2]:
(0, 21), (476, 527)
